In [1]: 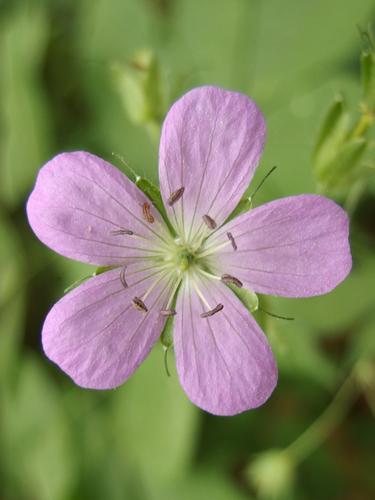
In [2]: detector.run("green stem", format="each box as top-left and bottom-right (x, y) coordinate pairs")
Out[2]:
(285, 368), (359, 463)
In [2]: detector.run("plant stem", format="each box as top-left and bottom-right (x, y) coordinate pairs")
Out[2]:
(285, 368), (359, 463)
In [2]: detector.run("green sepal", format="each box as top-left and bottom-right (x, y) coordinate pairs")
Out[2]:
(93, 265), (117, 276)
(160, 317), (174, 349)
(160, 316), (174, 377)
(361, 50), (375, 111)
(64, 275), (92, 294)
(224, 196), (252, 224)
(111, 155), (175, 236)
(64, 266), (117, 294)
(227, 283), (259, 313)
(135, 177), (176, 236)
(111, 153), (139, 184)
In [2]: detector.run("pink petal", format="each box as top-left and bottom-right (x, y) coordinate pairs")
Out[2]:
(27, 151), (171, 266)
(159, 86), (265, 240)
(173, 275), (277, 416)
(206, 195), (352, 297)
(42, 266), (173, 389)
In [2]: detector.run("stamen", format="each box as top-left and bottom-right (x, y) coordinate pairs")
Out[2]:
(132, 296), (148, 312)
(226, 232), (237, 251)
(200, 303), (224, 318)
(168, 187), (185, 206)
(221, 274), (243, 288)
(142, 271), (169, 302)
(202, 214), (217, 229)
(160, 309), (176, 316)
(191, 278), (211, 309)
(142, 202), (154, 223)
(162, 276), (182, 313)
(120, 266), (128, 288)
(197, 268), (221, 281)
(111, 228), (134, 236)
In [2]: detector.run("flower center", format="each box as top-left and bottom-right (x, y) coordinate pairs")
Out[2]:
(111, 186), (241, 318)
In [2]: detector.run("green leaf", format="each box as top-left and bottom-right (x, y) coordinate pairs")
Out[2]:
(227, 284), (259, 313)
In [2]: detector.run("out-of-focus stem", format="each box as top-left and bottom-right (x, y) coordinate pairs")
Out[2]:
(350, 111), (374, 140)
(285, 368), (359, 463)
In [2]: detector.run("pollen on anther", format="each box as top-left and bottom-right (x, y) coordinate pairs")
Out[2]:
(120, 266), (128, 288)
(221, 274), (243, 288)
(111, 228), (134, 236)
(142, 202), (154, 223)
(202, 214), (217, 229)
(167, 187), (185, 206)
(132, 296), (148, 312)
(160, 309), (176, 316)
(226, 232), (237, 251)
(200, 303), (224, 318)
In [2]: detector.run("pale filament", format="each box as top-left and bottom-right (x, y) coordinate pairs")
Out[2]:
(125, 261), (175, 280)
(196, 267), (221, 281)
(189, 271), (212, 310)
(164, 275), (182, 311)
(196, 238), (232, 259)
(141, 269), (171, 302)
(110, 228), (174, 254)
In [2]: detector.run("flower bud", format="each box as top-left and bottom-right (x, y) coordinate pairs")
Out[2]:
(246, 449), (295, 499)
(112, 49), (165, 127)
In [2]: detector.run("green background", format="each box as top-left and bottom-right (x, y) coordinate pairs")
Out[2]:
(0, 1), (374, 499)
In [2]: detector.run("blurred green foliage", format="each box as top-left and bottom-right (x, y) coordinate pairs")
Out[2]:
(0, 1), (375, 499)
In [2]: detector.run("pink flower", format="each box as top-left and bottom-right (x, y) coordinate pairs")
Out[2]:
(27, 86), (352, 416)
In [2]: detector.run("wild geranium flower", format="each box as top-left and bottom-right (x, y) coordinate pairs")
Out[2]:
(27, 86), (352, 416)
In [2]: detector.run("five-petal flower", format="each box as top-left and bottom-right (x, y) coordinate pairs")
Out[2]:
(26, 86), (352, 416)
